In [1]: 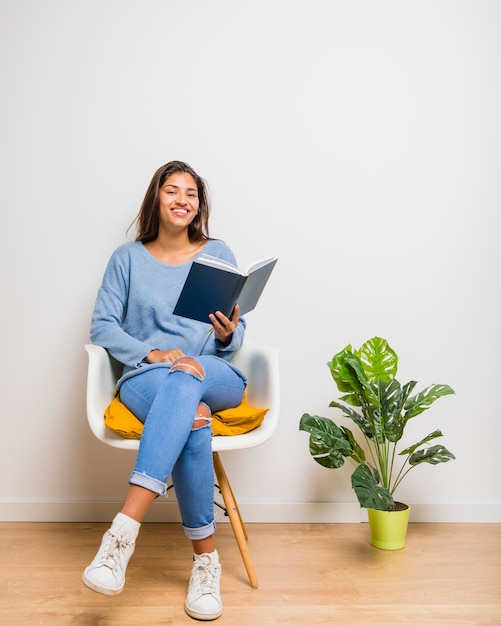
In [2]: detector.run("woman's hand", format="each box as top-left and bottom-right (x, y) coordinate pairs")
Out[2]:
(209, 304), (240, 345)
(146, 348), (186, 363)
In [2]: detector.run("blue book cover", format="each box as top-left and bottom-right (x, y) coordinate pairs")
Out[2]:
(173, 254), (277, 323)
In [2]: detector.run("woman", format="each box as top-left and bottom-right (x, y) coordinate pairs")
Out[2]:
(82, 161), (247, 621)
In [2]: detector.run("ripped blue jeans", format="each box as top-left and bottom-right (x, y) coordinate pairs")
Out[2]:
(118, 355), (246, 540)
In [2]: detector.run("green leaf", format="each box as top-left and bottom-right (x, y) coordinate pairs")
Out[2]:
(329, 400), (373, 438)
(299, 414), (353, 469)
(327, 347), (358, 393)
(340, 426), (366, 464)
(408, 445), (456, 466)
(355, 336), (398, 383)
(399, 429), (444, 455)
(378, 379), (401, 442)
(328, 352), (381, 408)
(338, 392), (363, 407)
(384, 380), (418, 443)
(351, 463), (394, 511)
(404, 384), (455, 419)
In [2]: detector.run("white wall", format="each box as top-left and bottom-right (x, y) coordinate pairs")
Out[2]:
(1, 0), (499, 523)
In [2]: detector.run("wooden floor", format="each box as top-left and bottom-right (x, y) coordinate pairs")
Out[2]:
(0, 522), (500, 625)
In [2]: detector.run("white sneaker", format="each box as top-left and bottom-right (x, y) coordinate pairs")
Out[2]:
(184, 550), (223, 621)
(82, 528), (136, 595)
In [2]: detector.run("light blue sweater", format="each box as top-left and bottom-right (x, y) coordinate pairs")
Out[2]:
(90, 240), (246, 387)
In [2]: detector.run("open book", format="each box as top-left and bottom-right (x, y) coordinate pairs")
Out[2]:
(173, 254), (277, 323)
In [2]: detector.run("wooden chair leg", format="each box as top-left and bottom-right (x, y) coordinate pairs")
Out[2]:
(213, 451), (259, 588)
(217, 462), (248, 541)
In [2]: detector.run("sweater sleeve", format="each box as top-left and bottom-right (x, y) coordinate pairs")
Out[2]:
(90, 247), (156, 367)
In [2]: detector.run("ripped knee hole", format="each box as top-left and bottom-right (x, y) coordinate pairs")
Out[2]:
(171, 357), (205, 380)
(192, 403), (211, 429)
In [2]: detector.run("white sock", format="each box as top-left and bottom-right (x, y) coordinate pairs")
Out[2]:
(194, 549), (219, 563)
(111, 512), (141, 539)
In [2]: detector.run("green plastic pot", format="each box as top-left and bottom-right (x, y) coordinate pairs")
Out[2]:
(367, 503), (410, 550)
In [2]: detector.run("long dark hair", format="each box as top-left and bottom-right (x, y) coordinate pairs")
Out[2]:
(130, 161), (211, 243)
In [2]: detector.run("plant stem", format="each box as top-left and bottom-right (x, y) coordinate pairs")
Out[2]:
(390, 456), (413, 494)
(379, 440), (389, 489)
(388, 443), (398, 492)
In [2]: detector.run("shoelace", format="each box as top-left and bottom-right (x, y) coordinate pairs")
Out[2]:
(97, 531), (131, 570)
(193, 557), (218, 595)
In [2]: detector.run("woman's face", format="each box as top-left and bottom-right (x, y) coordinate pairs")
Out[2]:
(158, 172), (200, 231)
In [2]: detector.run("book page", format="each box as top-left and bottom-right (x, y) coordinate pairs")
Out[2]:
(195, 254), (241, 274)
(246, 257), (278, 275)
(196, 254), (277, 276)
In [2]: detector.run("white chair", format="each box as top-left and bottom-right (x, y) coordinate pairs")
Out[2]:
(85, 339), (280, 588)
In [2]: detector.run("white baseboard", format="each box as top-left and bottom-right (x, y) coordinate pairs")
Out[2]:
(0, 501), (499, 523)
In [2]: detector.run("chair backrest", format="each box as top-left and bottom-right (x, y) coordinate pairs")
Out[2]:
(85, 340), (280, 452)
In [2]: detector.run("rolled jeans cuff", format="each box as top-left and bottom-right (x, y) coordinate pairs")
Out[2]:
(129, 470), (167, 495)
(182, 520), (217, 541)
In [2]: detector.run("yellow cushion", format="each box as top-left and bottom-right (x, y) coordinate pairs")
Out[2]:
(211, 393), (268, 436)
(104, 391), (268, 439)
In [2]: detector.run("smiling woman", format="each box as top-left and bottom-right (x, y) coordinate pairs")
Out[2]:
(83, 160), (247, 621)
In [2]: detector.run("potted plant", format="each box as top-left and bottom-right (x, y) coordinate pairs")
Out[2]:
(299, 336), (455, 549)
